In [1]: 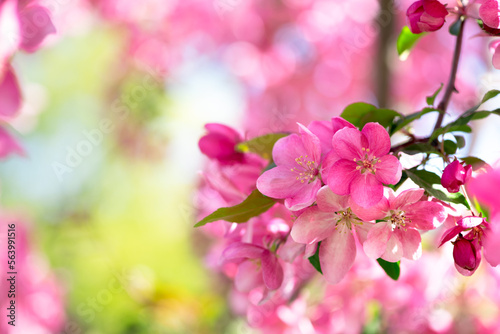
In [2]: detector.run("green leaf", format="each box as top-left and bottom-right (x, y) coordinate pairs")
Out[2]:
(401, 142), (440, 155)
(426, 84), (443, 106)
(443, 140), (457, 154)
(308, 242), (322, 274)
(194, 189), (276, 227)
(236, 133), (289, 160)
(377, 258), (400, 280)
(439, 90), (500, 132)
(430, 124), (472, 141)
(480, 89), (500, 104)
(341, 103), (401, 129)
(449, 18), (462, 36)
(454, 135), (466, 149)
(460, 156), (489, 170)
(390, 107), (438, 135)
(397, 26), (425, 60)
(405, 168), (469, 207)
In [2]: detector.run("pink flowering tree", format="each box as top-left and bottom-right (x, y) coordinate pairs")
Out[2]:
(191, 0), (500, 331)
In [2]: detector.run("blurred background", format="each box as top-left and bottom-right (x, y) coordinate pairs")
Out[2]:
(1, 0), (500, 333)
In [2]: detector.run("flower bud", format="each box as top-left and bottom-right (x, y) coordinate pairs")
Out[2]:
(198, 123), (244, 164)
(406, 0), (448, 34)
(453, 235), (481, 275)
(441, 160), (472, 193)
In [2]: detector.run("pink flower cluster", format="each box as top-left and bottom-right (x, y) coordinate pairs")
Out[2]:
(195, 120), (456, 330)
(0, 0), (55, 158)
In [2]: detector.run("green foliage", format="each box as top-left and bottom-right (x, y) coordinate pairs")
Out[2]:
(397, 26), (425, 60)
(449, 18), (462, 36)
(426, 84), (443, 106)
(390, 107), (439, 135)
(443, 140), (458, 155)
(236, 133), (289, 160)
(194, 189), (276, 227)
(430, 90), (500, 141)
(377, 258), (400, 280)
(401, 142), (440, 156)
(405, 168), (469, 208)
(460, 156), (489, 170)
(308, 243), (322, 274)
(341, 103), (401, 129)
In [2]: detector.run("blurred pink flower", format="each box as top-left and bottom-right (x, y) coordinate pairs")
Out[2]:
(0, 67), (21, 119)
(0, 126), (24, 158)
(221, 242), (284, 292)
(441, 160), (472, 193)
(257, 123), (322, 211)
(406, 0), (448, 34)
(326, 122), (401, 208)
(198, 123), (244, 165)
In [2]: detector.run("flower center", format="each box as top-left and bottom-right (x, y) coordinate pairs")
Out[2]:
(390, 210), (410, 231)
(354, 148), (380, 174)
(291, 155), (318, 183)
(334, 208), (362, 232)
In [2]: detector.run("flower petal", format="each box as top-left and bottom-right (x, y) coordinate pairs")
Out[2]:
(327, 160), (359, 196)
(306, 120), (332, 157)
(257, 166), (304, 199)
(316, 185), (349, 212)
(319, 225), (356, 284)
(331, 116), (355, 134)
(392, 189), (424, 210)
(19, 5), (56, 52)
(381, 233), (403, 262)
(291, 206), (336, 244)
(405, 201), (445, 230)
(298, 123), (321, 164)
(332, 127), (363, 160)
(261, 250), (284, 290)
(0, 67), (21, 118)
(350, 173), (384, 208)
(221, 243), (264, 263)
(272, 133), (306, 166)
(363, 221), (392, 259)
(439, 225), (465, 247)
(374, 155), (402, 185)
(284, 178), (321, 211)
(235, 261), (263, 292)
(395, 228), (422, 260)
(361, 122), (390, 157)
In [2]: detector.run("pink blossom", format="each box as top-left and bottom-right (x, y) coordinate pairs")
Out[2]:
(325, 122), (402, 208)
(441, 160), (472, 193)
(221, 242), (284, 292)
(0, 126), (24, 158)
(490, 40), (500, 69)
(453, 234), (482, 275)
(467, 167), (500, 218)
(358, 189), (445, 262)
(291, 186), (370, 284)
(406, 0), (448, 34)
(0, 67), (21, 119)
(439, 216), (488, 275)
(198, 123), (245, 165)
(257, 123), (322, 211)
(479, 0), (500, 30)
